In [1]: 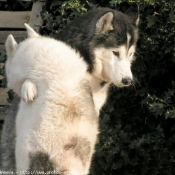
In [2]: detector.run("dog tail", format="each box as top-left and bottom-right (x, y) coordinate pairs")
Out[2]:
(24, 23), (40, 38)
(5, 34), (18, 59)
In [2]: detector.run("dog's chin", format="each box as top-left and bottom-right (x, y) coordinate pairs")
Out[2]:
(113, 82), (123, 87)
(113, 82), (131, 88)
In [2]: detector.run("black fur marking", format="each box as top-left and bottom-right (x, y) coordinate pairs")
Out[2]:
(28, 152), (55, 172)
(127, 26), (135, 49)
(64, 136), (91, 166)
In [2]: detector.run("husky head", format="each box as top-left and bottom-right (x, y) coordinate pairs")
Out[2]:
(5, 23), (39, 61)
(92, 6), (139, 87)
(57, 6), (139, 87)
(5, 24), (39, 90)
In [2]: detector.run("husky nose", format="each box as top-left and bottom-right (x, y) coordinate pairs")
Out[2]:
(122, 77), (132, 85)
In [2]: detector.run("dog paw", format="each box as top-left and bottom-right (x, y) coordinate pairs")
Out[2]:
(21, 79), (37, 102)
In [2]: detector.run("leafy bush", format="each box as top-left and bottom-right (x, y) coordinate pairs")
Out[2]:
(1, 0), (175, 174)
(0, 0), (32, 11)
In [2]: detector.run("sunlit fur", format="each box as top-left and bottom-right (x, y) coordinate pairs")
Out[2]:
(5, 24), (98, 174)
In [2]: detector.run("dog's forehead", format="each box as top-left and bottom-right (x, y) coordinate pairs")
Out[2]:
(113, 17), (136, 47)
(91, 10), (138, 50)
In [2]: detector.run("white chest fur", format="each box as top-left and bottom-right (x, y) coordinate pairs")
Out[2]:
(86, 73), (110, 116)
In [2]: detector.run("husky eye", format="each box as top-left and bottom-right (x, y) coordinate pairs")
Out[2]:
(113, 51), (119, 57)
(129, 52), (134, 57)
(107, 30), (114, 34)
(130, 52), (134, 57)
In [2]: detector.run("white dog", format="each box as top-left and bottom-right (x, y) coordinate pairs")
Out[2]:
(5, 24), (98, 175)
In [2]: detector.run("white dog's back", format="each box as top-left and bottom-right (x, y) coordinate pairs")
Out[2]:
(6, 34), (87, 97)
(5, 25), (98, 174)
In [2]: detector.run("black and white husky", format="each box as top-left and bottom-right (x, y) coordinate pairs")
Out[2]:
(56, 6), (139, 115)
(0, 6), (139, 172)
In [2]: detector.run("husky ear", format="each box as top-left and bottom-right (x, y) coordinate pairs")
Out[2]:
(5, 34), (18, 58)
(96, 12), (114, 34)
(24, 23), (39, 38)
(125, 4), (139, 26)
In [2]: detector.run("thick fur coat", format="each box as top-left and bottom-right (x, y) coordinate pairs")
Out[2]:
(4, 24), (98, 174)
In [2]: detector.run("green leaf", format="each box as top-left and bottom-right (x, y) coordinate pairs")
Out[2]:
(169, 9), (175, 22)
(147, 15), (158, 27)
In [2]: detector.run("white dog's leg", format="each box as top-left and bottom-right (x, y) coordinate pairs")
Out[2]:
(21, 79), (37, 102)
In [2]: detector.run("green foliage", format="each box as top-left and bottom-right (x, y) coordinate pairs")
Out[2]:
(0, 0), (32, 11)
(145, 82), (175, 119)
(40, 0), (97, 35)
(1, 0), (175, 174)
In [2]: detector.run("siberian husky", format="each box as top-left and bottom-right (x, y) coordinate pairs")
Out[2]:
(0, 6), (139, 172)
(4, 24), (98, 174)
(56, 6), (139, 114)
